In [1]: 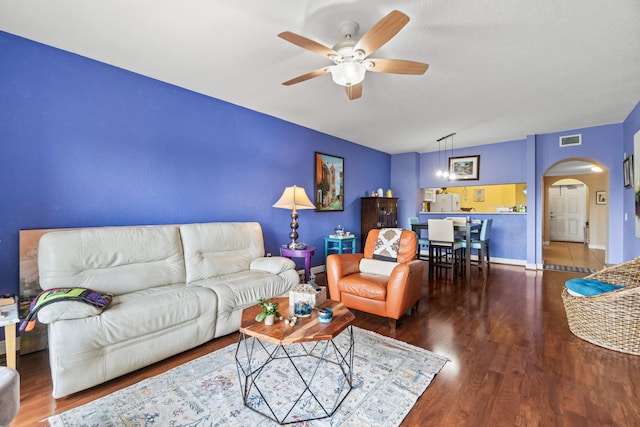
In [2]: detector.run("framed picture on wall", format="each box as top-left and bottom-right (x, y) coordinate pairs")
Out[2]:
(449, 155), (480, 180)
(624, 155), (633, 188)
(596, 191), (607, 205)
(314, 152), (344, 211)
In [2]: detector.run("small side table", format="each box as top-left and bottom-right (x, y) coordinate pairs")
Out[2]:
(0, 302), (19, 369)
(280, 245), (316, 283)
(324, 235), (356, 258)
(236, 298), (355, 424)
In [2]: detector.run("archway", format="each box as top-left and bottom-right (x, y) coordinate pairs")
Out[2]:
(542, 158), (609, 269)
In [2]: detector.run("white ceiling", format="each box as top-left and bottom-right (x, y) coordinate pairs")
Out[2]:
(1, 0), (639, 155)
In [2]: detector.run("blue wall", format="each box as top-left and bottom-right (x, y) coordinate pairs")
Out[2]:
(0, 31), (391, 297)
(534, 124), (624, 263)
(391, 152), (421, 229)
(2, 29), (640, 304)
(417, 213), (527, 262)
(623, 101), (640, 258)
(411, 121), (638, 266)
(419, 139), (527, 188)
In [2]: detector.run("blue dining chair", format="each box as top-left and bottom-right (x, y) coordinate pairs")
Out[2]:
(408, 217), (429, 260)
(460, 219), (492, 280)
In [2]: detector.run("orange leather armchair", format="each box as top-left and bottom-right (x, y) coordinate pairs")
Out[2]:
(327, 229), (424, 328)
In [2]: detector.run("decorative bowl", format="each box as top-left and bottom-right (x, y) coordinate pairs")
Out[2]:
(317, 307), (333, 323)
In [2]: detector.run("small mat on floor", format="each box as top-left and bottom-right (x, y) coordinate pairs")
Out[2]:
(48, 326), (448, 427)
(544, 264), (597, 274)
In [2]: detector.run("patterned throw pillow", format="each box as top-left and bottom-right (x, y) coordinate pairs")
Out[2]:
(373, 228), (402, 261)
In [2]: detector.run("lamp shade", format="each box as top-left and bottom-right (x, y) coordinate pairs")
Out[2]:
(330, 62), (367, 87)
(273, 185), (315, 211)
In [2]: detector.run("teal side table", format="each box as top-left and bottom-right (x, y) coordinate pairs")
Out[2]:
(324, 235), (356, 258)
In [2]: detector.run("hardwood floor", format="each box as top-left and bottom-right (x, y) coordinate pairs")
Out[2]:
(543, 241), (606, 271)
(10, 260), (640, 426)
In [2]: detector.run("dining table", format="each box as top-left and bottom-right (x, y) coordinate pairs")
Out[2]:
(411, 221), (482, 283)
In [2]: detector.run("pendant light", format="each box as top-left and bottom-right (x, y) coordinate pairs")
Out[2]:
(435, 133), (456, 179)
(449, 133), (457, 180)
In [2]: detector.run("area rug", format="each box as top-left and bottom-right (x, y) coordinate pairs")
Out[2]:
(544, 264), (597, 274)
(48, 327), (448, 427)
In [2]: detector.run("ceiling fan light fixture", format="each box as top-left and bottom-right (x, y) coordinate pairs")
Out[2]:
(330, 61), (366, 86)
(278, 10), (426, 100)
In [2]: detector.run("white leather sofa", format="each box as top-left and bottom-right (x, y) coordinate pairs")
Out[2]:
(36, 222), (299, 398)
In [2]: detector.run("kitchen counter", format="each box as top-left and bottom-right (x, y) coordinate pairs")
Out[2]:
(416, 212), (527, 263)
(419, 211), (526, 215)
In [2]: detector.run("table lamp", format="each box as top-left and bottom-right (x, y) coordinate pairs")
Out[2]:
(273, 185), (315, 249)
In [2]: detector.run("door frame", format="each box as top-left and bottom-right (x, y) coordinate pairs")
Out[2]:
(542, 158), (609, 261)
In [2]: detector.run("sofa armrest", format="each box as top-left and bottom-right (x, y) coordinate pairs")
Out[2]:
(386, 260), (424, 319)
(250, 256), (296, 275)
(36, 301), (103, 324)
(326, 253), (365, 300)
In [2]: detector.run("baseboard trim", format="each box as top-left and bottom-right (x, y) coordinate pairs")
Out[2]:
(311, 265), (325, 274)
(490, 257), (526, 267)
(297, 265), (327, 283)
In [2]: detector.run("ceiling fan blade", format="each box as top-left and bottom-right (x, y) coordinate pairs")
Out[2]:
(353, 10), (410, 58)
(278, 31), (338, 58)
(345, 83), (362, 100)
(368, 58), (429, 75)
(282, 67), (329, 86)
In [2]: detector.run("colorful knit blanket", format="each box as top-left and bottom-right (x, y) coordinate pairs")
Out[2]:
(20, 287), (113, 331)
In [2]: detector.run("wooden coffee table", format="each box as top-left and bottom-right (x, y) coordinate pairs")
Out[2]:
(235, 298), (355, 424)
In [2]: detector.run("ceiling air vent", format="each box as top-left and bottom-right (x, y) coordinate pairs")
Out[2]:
(559, 134), (582, 147)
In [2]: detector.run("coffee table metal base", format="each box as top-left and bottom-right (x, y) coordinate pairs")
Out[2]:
(235, 325), (354, 425)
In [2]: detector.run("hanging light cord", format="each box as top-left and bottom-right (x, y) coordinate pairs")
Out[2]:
(435, 133), (456, 179)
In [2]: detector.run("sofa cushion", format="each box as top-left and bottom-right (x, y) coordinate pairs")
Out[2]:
(338, 273), (388, 301)
(38, 225), (186, 295)
(565, 278), (624, 297)
(45, 283), (218, 398)
(180, 222), (266, 283)
(193, 270), (293, 316)
(101, 284), (214, 343)
(359, 258), (400, 277)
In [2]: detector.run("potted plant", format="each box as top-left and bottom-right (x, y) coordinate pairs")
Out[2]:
(255, 297), (281, 326)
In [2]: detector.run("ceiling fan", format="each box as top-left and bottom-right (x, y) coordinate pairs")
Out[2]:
(278, 10), (429, 100)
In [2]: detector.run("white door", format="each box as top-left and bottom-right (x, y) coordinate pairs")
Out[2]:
(549, 184), (586, 242)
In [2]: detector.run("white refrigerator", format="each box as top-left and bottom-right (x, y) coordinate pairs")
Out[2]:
(429, 193), (461, 212)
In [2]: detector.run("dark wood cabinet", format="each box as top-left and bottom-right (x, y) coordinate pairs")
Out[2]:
(360, 197), (398, 247)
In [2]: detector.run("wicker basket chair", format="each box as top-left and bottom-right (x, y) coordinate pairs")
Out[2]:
(561, 257), (640, 355)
